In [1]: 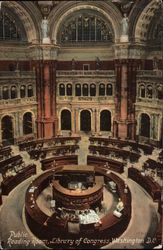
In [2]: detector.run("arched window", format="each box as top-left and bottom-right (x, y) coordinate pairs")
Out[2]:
(157, 85), (163, 100)
(147, 85), (153, 99)
(60, 13), (113, 43)
(0, 13), (22, 41)
(106, 84), (113, 96)
(3, 86), (9, 99)
(11, 86), (17, 99)
(59, 84), (65, 96)
(66, 84), (72, 96)
(75, 84), (81, 96)
(1, 116), (14, 145)
(99, 84), (105, 96)
(139, 84), (145, 98)
(83, 84), (88, 96)
(28, 85), (33, 97)
(20, 85), (26, 98)
(23, 112), (33, 135)
(61, 110), (71, 130)
(80, 110), (91, 132)
(140, 113), (150, 138)
(100, 110), (111, 131)
(90, 84), (96, 96)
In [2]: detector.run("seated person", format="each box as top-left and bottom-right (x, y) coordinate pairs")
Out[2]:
(116, 198), (124, 212)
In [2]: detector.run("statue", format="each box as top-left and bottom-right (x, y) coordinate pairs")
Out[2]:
(72, 58), (76, 70)
(120, 13), (129, 42)
(95, 57), (100, 70)
(41, 17), (50, 44)
(121, 13), (129, 36)
(153, 57), (159, 70)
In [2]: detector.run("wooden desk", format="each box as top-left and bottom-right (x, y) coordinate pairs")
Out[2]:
(89, 137), (153, 155)
(87, 155), (124, 173)
(143, 158), (163, 178)
(41, 155), (78, 171)
(0, 155), (22, 173)
(29, 145), (79, 160)
(62, 165), (94, 173)
(0, 146), (12, 160)
(25, 167), (131, 248)
(52, 175), (104, 209)
(19, 136), (81, 152)
(128, 167), (161, 201)
(1, 164), (36, 195)
(89, 145), (140, 163)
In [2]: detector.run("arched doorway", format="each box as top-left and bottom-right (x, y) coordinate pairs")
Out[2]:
(23, 112), (33, 135)
(61, 110), (71, 130)
(100, 110), (111, 131)
(80, 110), (91, 132)
(2, 116), (14, 145)
(140, 113), (150, 138)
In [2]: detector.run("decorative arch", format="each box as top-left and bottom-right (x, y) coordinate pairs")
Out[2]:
(132, 0), (161, 42)
(140, 113), (150, 138)
(23, 112), (33, 135)
(156, 84), (163, 100)
(99, 83), (105, 96)
(59, 84), (65, 96)
(59, 10), (114, 44)
(138, 84), (145, 98)
(2, 1), (41, 43)
(49, 1), (122, 44)
(1, 115), (14, 145)
(90, 84), (96, 96)
(80, 109), (91, 132)
(11, 86), (17, 99)
(20, 85), (26, 98)
(66, 84), (72, 96)
(100, 110), (111, 132)
(61, 109), (71, 130)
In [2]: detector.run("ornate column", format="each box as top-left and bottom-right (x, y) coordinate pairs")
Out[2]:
(118, 61), (128, 139)
(76, 108), (79, 133)
(96, 109), (100, 133)
(95, 109), (97, 133)
(71, 108), (75, 134)
(34, 44), (59, 139)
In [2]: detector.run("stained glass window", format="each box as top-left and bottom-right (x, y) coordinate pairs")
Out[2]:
(61, 14), (113, 43)
(0, 12), (21, 40)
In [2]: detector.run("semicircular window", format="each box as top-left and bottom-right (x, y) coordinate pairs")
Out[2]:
(60, 13), (113, 44)
(0, 12), (22, 41)
(154, 18), (163, 41)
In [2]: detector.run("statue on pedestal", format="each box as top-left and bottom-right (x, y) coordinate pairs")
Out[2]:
(41, 17), (50, 44)
(120, 13), (129, 42)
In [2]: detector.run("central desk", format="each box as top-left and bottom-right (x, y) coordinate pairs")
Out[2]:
(52, 165), (104, 209)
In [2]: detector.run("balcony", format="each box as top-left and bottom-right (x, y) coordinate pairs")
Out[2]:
(57, 96), (115, 104)
(137, 70), (163, 78)
(0, 71), (36, 79)
(0, 97), (37, 107)
(56, 70), (115, 77)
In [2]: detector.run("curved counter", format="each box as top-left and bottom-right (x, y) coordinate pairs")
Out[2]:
(25, 165), (131, 248)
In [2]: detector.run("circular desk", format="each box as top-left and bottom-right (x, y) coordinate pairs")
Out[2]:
(25, 165), (131, 249)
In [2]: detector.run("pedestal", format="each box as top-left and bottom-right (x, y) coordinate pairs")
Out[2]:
(120, 35), (129, 43)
